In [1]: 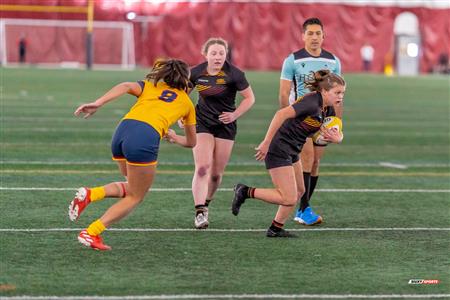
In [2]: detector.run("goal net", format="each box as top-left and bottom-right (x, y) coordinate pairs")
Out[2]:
(0, 18), (135, 69)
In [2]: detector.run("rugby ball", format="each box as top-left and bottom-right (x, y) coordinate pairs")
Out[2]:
(312, 116), (343, 145)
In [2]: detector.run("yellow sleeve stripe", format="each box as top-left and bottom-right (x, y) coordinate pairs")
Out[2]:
(196, 85), (209, 91)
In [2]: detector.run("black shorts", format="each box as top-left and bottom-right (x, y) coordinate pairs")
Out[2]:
(265, 151), (300, 170)
(196, 118), (237, 140)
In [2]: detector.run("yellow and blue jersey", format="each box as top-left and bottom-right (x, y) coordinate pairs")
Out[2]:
(123, 80), (196, 137)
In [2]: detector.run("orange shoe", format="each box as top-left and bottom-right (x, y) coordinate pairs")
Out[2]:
(78, 230), (111, 251)
(68, 187), (91, 221)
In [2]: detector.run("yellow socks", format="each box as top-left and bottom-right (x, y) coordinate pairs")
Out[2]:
(90, 186), (106, 202)
(86, 219), (106, 236)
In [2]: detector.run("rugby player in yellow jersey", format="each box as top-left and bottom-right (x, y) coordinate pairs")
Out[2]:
(68, 59), (196, 251)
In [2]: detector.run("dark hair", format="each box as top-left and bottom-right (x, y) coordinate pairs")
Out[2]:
(146, 58), (190, 92)
(302, 18), (323, 32)
(305, 70), (345, 92)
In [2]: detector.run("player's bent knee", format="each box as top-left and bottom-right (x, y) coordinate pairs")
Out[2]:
(281, 195), (298, 206)
(196, 165), (210, 177)
(312, 158), (321, 167)
(126, 195), (145, 205)
(122, 190), (145, 203)
(210, 174), (221, 183)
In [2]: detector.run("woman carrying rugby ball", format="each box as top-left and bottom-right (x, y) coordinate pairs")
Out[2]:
(231, 69), (345, 237)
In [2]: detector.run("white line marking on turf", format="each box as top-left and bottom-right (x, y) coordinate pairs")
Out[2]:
(378, 162), (407, 169)
(1, 228), (449, 233)
(1, 294), (450, 299)
(1, 187), (449, 193)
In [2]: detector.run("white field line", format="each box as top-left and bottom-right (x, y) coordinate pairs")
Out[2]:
(1, 160), (449, 168)
(1, 294), (450, 299)
(1, 228), (449, 233)
(0, 187), (449, 193)
(378, 162), (407, 169)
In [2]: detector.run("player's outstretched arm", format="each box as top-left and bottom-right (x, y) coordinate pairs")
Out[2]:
(74, 82), (142, 118)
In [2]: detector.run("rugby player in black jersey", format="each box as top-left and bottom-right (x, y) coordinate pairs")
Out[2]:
(231, 70), (345, 237)
(279, 18), (343, 225)
(189, 38), (255, 229)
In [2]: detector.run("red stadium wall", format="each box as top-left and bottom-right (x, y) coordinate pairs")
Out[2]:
(2, 0), (449, 73)
(4, 23), (124, 65)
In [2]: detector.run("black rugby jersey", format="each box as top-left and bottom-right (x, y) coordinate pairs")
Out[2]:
(190, 61), (249, 126)
(269, 92), (329, 156)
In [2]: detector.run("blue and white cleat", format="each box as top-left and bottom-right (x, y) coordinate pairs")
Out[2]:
(295, 207), (323, 226)
(293, 209), (304, 224)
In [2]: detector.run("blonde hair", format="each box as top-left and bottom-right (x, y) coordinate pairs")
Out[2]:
(201, 37), (228, 55)
(304, 70), (346, 92)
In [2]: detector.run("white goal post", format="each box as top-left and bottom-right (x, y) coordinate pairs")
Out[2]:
(0, 18), (135, 69)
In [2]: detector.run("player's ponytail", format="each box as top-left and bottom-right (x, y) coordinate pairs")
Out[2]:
(305, 69), (345, 92)
(146, 58), (190, 92)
